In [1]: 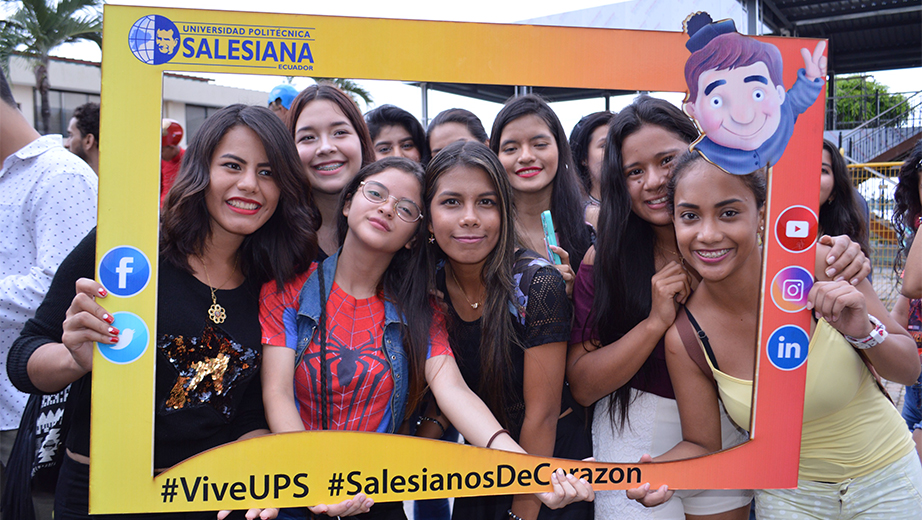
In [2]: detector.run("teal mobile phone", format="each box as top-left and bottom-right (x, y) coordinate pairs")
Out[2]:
(540, 210), (561, 264)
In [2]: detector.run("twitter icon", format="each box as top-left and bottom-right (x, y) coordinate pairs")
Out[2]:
(97, 312), (149, 364)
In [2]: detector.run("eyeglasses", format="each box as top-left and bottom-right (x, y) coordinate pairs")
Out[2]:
(359, 180), (423, 223)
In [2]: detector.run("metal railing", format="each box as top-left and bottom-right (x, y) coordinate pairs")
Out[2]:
(847, 162), (903, 308)
(830, 91), (922, 162)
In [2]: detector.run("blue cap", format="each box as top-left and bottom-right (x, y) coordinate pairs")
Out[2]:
(685, 12), (738, 53)
(268, 84), (299, 110)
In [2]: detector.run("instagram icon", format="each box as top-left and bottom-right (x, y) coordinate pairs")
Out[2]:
(771, 266), (814, 312)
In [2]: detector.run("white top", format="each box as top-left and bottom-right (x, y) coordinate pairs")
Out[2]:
(0, 135), (97, 430)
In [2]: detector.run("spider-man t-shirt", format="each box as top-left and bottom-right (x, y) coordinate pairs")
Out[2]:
(261, 269), (451, 433)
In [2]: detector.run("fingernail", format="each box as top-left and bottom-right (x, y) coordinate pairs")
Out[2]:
(827, 256), (836, 264)
(825, 267), (835, 276)
(103, 313), (114, 324)
(805, 301), (813, 310)
(850, 278), (859, 285)
(835, 276), (845, 282)
(110, 336), (119, 343)
(98, 287), (107, 297)
(108, 326), (119, 335)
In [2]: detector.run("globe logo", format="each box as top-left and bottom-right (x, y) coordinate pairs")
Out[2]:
(128, 15), (181, 65)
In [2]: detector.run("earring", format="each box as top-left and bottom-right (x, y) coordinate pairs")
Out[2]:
(428, 233), (435, 244)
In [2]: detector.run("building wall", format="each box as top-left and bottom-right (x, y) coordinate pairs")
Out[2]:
(8, 55), (268, 146)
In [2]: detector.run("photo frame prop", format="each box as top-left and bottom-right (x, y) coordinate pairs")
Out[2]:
(93, 5), (824, 513)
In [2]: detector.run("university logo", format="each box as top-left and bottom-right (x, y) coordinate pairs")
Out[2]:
(128, 15), (181, 65)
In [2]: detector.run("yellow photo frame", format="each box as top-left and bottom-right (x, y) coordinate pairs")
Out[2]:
(92, 5), (823, 513)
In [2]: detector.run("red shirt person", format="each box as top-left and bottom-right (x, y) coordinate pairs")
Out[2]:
(160, 118), (184, 206)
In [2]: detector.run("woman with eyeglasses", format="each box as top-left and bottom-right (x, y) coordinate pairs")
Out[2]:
(260, 157), (595, 519)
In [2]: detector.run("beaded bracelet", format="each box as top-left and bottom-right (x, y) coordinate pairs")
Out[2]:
(415, 415), (445, 436)
(507, 509), (525, 520)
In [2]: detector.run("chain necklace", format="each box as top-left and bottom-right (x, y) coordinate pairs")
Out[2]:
(448, 265), (484, 310)
(201, 258), (237, 324)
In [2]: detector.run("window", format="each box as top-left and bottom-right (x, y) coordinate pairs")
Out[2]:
(185, 104), (221, 142)
(33, 89), (100, 135)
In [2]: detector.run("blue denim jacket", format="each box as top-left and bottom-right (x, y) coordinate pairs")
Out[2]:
(294, 250), (410, 433)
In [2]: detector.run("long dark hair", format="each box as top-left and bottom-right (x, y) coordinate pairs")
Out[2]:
(490, 94), (592, 269)
(286, 83), (375, 169)
(417, 140), (518, 425)
(335, 157), (432, 418)
(819, 140), (870, 256)
(569, 111), (613, 197)
(592, 95), (697, 430)
(365, 104), (431, 165)
(160, 104), (318, 288)
(893, 139), (922, 272)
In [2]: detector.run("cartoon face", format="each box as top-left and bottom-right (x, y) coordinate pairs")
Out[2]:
(685, 62), (786, 151)
(156, 29), (178, 55)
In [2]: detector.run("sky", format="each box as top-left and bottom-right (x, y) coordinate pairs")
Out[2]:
(5, 0), (919, 134)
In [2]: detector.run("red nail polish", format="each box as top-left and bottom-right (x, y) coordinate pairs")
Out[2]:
(110, 336), (119, 343)
(108, 327), (119, 335)
(103, 313), (114, 324)
(98, 287), (107, 297)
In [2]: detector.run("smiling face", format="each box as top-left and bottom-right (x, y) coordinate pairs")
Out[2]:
(205, 125), (280, 246)
(429, 122), (482, 157)
(295, 99), (364, 196)
(673, 161), (764, 282)
(685, 62), (785, 151)
(343, 167), (423, 254)
(498, 114), (559, 195)
(621, 124), (690, 227)
(156, 28), (178, 54)
(373, 124), (421, 163)
(429, 164), (501, 269)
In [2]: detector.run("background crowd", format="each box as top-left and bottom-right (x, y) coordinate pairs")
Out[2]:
(2, 68), (921, 520)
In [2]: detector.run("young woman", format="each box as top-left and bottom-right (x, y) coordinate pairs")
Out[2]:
(630, 151), (922, 517)
(7, 104), (319, 519)
(567, 95), (750, 520)
(418, 141), (592, 520)
(820, 139), (870, 255)
(287, 84), (375, 258)
(365, 104), (430, 164)
(891, 139), (922, 461)
(260, 157), (594, 520)
(426, 108), (489, 157)
(490, 95), (592, 295)
(567, 95), (870, 520)
(568, 111), (612, 228)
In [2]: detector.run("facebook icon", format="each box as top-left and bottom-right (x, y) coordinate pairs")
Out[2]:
(99, 246), (151, 297)
(766, 325), (810, 371)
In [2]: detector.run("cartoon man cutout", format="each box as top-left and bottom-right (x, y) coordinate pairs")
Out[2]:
(683, 13), (827, 175)
(156, 28), (178, 55)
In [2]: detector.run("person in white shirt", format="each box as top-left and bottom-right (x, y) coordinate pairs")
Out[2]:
(0, 68), (98, 501)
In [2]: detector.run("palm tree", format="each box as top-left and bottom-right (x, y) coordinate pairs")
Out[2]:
(0, 0), (103, 134)
(312, 77), (374, 109)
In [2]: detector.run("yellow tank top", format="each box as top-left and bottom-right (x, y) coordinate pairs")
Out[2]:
(704, 319), (914, 481)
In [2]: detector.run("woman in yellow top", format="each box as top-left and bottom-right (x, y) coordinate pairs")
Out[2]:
(630, 151), (922, 518)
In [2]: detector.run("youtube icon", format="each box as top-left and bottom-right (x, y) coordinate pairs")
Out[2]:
(775, 206), (818, 253)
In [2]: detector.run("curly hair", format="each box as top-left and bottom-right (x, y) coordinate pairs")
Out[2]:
(893, 139), (922, 272)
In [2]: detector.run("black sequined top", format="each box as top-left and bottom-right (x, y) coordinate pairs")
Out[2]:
(9, 228), (268, 470)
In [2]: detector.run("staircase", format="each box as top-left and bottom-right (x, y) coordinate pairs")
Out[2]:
(832, 90), (922, 163)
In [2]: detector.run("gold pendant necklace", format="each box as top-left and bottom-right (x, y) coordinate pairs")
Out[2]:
(449, 265), (483, 310)
(201, 258), (236, 325)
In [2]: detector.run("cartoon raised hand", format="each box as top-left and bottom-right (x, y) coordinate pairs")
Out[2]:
(801, 40), (827, 82)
